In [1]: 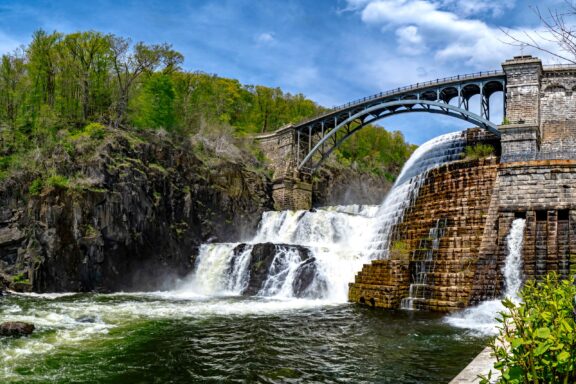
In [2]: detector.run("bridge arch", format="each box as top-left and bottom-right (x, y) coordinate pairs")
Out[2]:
(297, 99), (500, 172)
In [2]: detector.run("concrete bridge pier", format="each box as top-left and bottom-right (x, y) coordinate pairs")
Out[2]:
(271, 174), (312, 211)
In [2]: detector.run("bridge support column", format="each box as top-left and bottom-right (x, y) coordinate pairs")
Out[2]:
(255, 126), (313, 211)
(272, 177), (312, 211)
(501, 56), (543, 162)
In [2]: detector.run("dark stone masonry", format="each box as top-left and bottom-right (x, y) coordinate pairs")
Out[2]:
(350, 56), (576, 311)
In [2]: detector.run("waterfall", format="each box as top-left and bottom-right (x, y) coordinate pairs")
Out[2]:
(502, 218), (526, 300)
(446, 218), (526, 335)
(178, 132), (467, 303)
(177, 205), (379, 302)
(400, 219), (447, 310)
(366, 131), (466, 259)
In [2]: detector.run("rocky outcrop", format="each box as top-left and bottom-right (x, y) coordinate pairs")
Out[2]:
(313, 165), (393, 207)
(231, 243), (322, 297)
(0, 321), (35, 337)
(0, 130), (273, 293)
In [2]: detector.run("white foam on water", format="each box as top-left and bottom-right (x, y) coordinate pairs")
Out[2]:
(171, 205), (380, 303)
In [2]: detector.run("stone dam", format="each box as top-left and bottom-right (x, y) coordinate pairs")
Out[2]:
(258, 55), (576, 311)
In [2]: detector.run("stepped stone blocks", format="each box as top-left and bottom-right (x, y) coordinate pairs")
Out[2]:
(348, 260), (410, 308)
(349, 158), (499, 311)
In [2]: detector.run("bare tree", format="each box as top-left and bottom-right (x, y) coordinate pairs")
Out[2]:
(502, 1), (576, 64)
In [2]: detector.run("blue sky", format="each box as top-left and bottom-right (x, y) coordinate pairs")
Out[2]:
(0, 0), (569, 144)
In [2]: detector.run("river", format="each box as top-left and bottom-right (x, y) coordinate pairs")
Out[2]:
(0, 292), (488, 383)
(1, 132), (507, 383)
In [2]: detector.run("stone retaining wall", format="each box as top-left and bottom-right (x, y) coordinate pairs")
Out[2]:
(349, 158), (499, 311)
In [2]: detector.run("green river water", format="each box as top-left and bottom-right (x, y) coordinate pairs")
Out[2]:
(0, 292), (489, 384)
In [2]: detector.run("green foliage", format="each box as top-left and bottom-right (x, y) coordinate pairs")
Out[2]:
(502, 117), (511, 125)
(390, 240), (410, 260)
(11, 272), (30, 284)
(336, 126), (416, 179)
(46, 174), (70, 189)
(29, 178), (44, 195)
(84, 122), (106, 139)
(480, 273), (576, 384)
(463, 143), (494, 160)
(0, 29), (414, 181)
(132, 73), (176, 129)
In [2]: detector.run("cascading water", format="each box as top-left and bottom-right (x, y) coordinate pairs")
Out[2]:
(400, 218), (447, 310)
(366, 131), (466, 259)
(179, 132), (468, 302)
(446, 218), (526, 335)
(502, 218), (526, 300)
(177, 205), (379, 302)
(0, 132), (491, 383)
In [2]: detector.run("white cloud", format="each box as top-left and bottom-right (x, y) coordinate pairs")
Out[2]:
(349, 0), (561, 69)
(395, 25), (425, 55)
(440, 0), (516, 17)
(255, 32), (276, 45)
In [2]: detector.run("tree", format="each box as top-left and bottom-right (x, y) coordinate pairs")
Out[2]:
(503, 3), (576, 64)
(61, 31), (111, 122)
(132, 73), (176, 129)
(27, 30), (60, 109)
(108, 36), (183, 127)
(0, 51), (26, 150)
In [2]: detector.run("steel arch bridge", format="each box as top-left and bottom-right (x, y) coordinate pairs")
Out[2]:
(291, 71), (506, 173)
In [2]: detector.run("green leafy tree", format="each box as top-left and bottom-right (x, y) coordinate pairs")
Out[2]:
(108, 37), (183, 127)
(132, 73), (176, 129)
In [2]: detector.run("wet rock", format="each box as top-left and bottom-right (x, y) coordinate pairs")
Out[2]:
(0, 321), (35, 337)
(292, 257), (326, 298)
(0, 227), (24, 245)
(75, 315), (97, 323)
(0, 129), (274, 293)
(232, 243), (318, 297)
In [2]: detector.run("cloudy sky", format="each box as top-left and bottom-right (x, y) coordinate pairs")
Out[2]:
(0, 0), (570, 143)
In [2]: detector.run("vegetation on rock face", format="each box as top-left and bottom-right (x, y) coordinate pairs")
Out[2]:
(481, 273), (576, 384)
(463, 143), (494, 160)
(0, 29), (414, 184)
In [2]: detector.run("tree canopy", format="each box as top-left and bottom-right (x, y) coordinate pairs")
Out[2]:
(0, 29), (414, 179)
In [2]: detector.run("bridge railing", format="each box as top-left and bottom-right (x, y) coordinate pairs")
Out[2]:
(297, 70), (504, 127)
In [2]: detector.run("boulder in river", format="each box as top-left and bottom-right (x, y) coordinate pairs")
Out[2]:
(231, 243), (325, 297)
(0, 321), (35, 337)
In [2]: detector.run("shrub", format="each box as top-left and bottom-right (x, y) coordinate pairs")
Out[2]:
(46, 174), (69, 189)
(390, 240), (410, 261)
(29, 178), (44, 195)
(84, 122), (106, 139)
(463, 143), (494, 160)
(481, 273), (576, 383)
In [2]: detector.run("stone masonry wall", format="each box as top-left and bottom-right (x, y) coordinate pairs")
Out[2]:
(349, 158), (498, 311)
(469, 160), (576, 304)
(540, 69), (576, 154)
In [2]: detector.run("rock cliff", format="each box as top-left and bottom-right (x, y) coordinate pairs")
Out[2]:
(0, 129), (273, 292)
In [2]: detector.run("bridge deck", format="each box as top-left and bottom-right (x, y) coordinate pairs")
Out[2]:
(294, 70), (505, 131)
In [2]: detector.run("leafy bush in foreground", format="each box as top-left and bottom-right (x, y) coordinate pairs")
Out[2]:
(481, 273), (576, 383)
